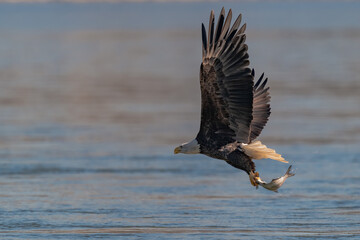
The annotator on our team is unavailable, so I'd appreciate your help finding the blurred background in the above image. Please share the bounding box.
[0,1,359,239]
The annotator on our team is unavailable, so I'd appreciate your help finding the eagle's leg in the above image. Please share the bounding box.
[225,149,259,187]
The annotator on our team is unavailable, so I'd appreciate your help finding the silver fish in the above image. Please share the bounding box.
[255,165,295,192]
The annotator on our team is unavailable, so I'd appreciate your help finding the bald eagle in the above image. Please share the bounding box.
[174,8,293,190]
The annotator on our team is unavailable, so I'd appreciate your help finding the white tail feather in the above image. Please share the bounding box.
[241,141,288,163]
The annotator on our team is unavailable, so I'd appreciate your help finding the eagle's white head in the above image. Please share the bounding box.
[174,139,200,154]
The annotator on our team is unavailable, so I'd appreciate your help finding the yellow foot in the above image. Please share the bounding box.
[249,171,260,187]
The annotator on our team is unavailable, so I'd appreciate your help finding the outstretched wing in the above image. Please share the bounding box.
[196,8,254,147]
[249,69,271,141]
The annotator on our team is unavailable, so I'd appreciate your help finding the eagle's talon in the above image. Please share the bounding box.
[249,171,259,187]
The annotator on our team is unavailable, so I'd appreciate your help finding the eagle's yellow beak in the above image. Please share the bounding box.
[174,146,181,154]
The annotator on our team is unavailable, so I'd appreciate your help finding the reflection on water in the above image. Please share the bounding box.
[0,2,359,239]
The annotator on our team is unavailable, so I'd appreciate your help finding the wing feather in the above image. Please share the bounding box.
[249,70,271,141]
[207,10,215,56]
[201,24,207,57]
[214,8,225,44]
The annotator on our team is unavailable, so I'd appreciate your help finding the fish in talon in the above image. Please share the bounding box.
[255,165,295,192]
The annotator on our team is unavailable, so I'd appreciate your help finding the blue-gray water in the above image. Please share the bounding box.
[0,2,359,239]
